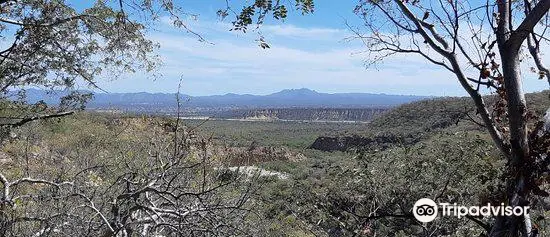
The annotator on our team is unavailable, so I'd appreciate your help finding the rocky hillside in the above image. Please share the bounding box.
[309,90,550,152]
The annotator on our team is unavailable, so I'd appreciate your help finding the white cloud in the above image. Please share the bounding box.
[158,15,347,41]
[262,24,344,39]
[98,18,549,96]
[130,31,461,95]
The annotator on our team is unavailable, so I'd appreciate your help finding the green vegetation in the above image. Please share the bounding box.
[1,0,549,235]
[1,91,547,236]
[0,113,258,236]
[183,119,370,149]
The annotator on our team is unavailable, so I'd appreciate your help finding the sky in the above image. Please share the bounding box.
[90,0,550,96]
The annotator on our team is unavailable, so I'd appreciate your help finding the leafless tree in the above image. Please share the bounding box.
[353,0,550,236]
[350,0,550,236]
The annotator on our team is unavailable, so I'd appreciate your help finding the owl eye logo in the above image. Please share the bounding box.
[415,204,435,216]
[413,198,438,222]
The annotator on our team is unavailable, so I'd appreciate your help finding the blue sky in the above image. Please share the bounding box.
[90,1,549,96]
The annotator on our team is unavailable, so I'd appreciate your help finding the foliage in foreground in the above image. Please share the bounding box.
[0,114,258,236]
[0,91,548,236]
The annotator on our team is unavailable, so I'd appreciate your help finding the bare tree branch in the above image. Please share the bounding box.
[511,0,550,47]
[1,111,74,128]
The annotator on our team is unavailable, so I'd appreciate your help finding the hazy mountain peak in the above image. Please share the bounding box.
[270,88,319,96]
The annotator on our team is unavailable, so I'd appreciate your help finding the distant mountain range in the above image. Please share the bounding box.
[23,88,429,110]
[23,88,429,109]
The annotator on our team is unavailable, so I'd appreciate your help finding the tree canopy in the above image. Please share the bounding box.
[0,0,314,111]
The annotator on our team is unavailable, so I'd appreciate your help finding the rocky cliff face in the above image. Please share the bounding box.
[235,108,388,121]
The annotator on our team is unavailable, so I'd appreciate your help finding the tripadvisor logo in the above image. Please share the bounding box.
[413,198,530,223]
[413,198,438,222]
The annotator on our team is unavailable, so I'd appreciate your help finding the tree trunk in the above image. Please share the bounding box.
[502,51,530,166]
[489,48,532,237]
